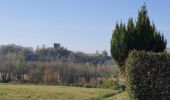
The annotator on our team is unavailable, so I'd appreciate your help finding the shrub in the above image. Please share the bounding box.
[126,50,170,100]
[102,78,119,90]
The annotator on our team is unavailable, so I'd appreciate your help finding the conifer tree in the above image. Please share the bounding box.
[111,4,167,72]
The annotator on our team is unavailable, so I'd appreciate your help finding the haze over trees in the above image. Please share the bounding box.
[0,43,120,88]
[111,4,167,72]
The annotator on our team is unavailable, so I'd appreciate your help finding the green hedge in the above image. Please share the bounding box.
[126,51,170,100]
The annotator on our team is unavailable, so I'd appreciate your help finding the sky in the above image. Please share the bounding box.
[0,0,170,54]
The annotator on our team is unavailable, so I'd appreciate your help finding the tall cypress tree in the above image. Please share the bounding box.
[111,22,127,69]
[135,4,166,52]
[111,4,167,72]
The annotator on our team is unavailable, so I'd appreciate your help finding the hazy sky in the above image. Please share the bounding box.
[0,0,170,53]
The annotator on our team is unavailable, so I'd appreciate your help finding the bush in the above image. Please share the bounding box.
[126,50,170,100]
[102,78,119,90]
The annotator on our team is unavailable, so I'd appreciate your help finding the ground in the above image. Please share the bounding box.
[0,84,128,100]
[106,92,129,100]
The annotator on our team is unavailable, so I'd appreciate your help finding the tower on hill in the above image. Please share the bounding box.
[54,43,60,49]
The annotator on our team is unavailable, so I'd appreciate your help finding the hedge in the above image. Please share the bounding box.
[126,50,170,100]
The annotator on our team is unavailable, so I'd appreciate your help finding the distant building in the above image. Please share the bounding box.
[54,43,60,49]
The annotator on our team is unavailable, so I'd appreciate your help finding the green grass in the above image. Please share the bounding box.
[105,92,129,100]
[0,84,120,100]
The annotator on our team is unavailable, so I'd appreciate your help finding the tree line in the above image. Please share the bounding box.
[0,44,119,88]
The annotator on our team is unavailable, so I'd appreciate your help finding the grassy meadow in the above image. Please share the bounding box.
[0,84,128,100]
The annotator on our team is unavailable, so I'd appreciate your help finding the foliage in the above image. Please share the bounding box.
[33,43,112,65]
[0,44,33,56]
[102,78,119,90]
[110,4,167,72]
[126,51,170,100]
[0,44,118,88]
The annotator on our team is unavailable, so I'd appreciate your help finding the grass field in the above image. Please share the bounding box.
[106,92,129,100]
[0,84,128,100]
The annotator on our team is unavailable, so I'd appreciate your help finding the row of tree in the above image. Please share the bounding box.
[0,43,112,65]
[0,44,118,87]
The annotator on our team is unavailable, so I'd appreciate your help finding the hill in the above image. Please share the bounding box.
[0,43,112,65]
[27,43,112,65]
